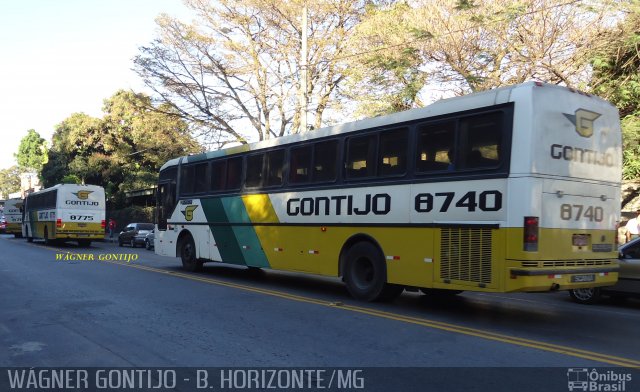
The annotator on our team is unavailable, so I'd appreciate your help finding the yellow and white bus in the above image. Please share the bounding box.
[22,184,106,247]
[3,198,24,237]
[155,82,621,301]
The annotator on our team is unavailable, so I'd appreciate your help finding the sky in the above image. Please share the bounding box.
[0,0,192,170]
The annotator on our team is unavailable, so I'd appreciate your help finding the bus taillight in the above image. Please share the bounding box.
[56,218,62,228]
[101,219,106,229]
[523,216,539,251]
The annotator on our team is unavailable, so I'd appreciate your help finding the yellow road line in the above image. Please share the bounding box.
[107,260,640,368]
[11,238,640,368]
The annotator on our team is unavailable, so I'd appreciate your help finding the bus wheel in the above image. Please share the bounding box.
[179,234,202,272]
[569,288,601,304]
[343,242,403,302]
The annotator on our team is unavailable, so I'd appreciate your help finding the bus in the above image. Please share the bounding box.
[22,184,106,247]
[155,82,621,301]
[3,198,24,237]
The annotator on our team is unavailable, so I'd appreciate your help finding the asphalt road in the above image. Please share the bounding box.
[1,233,639,383]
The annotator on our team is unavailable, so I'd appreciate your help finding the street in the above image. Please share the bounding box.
[1,233,639,372]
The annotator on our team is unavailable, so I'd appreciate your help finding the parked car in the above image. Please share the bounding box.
[145,231,155,250]
[118,223,155,248]
[569,237,640,304]
[0,215,6,233]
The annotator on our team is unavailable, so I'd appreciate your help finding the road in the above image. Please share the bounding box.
[1,234,639,389]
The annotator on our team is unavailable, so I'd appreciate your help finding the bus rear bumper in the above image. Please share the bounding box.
[506,266,619,292]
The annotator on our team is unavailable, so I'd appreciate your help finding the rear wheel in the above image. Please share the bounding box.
[343,242,403,302]
[569,287,601,304]
[180,234,202,272]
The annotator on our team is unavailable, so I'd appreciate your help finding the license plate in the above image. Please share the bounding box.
[571,274,595,283]
[572,234,589,247]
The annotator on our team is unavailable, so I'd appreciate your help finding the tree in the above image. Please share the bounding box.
[134,0,367,148]
[589,2,640,180]
[40,90,201,205]
[0,166,21,198]
[15,129,48,172]
[346,0,619,116]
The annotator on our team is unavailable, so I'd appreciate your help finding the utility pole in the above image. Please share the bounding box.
[299,1,308,133]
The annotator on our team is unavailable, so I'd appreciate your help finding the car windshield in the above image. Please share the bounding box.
[138,224,154,230]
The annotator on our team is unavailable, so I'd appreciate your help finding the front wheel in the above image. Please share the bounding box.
[180,234,202,272]
[343,241,403,302]
[569,287,601,304]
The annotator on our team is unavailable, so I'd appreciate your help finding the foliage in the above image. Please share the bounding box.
[134,0,368,147]
[589,1,640,180]
[0,166,21,198]
[345,0,619,116]
[40,90,201,207]
[107,206,156,232]
[15,129,48,172]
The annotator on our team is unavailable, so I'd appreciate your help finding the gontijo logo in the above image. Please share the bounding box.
[182,205,198,221]
[66,190,99,206]
[73,190,93,200]
[563,109,601,138]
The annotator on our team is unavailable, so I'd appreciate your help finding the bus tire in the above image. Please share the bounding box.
[569,288,601,304]
[179,234,202,272]
[343,241,403,302]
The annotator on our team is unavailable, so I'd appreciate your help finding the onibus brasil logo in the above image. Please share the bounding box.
[567,368,632,391]
[72,190,93,200]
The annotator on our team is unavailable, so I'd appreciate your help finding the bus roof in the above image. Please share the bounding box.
[160,81,613,171]
[25,184,105,197]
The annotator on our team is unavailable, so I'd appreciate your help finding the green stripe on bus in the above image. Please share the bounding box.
[201,198,246,266]
[200,197,270,268]
[221,197,271,268]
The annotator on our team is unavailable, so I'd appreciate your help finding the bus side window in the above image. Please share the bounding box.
[210,160,227,191]
[290,145,311,184]
[245,153,264,188]
[415,121,455,173]
[180,165,195,195]
[346,135,376,179]
[313,140,338,182]
[194,162,209,193]
[459,112,503,170]
[378,128,408,176]
[265,149,285,187]
[227,157,243,190]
